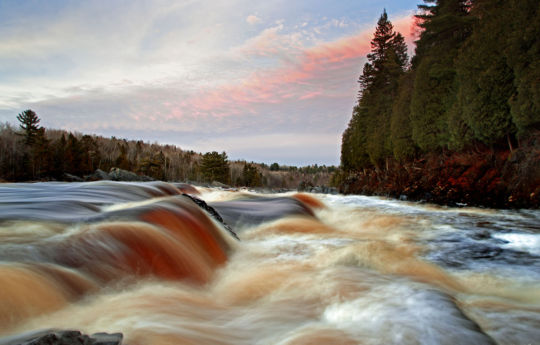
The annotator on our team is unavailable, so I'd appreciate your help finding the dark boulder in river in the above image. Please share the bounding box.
[0,329,122,345]
[182,193,238,239]
[108,168,153,182]
[84,169,111,181]
[65,168,154,183]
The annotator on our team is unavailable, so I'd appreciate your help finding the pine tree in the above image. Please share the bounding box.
[341,106,370,171]
[52,134,67,179]
[16,109,41,146]
[504,0,540,137]
[80,135,101,173]
[31,128,52,179]
[410,0,472,151]
[242,163,262,187]
[270,163,280,171]
[201,151,230,184]
[390,72,416,161]
[454,0,516,148]
[346,9,408,168]
[65,133,82,175]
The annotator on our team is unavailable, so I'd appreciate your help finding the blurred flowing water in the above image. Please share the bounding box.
[0,182,538,345]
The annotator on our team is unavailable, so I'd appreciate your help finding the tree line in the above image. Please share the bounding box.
[341,0,539,172]
[0,110,335,189]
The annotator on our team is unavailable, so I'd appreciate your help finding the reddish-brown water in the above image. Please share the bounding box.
[0,182,538,344]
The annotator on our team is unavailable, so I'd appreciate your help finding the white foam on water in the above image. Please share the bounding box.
[492,233,540,256]
[247,234,354,263]
[322,282,494,345]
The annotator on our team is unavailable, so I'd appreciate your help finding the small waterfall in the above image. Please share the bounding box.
[0,182,538,344]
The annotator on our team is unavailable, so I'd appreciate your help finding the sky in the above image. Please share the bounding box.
[0,0,420,166]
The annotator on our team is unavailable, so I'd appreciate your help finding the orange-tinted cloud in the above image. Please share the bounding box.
[176,14,415,118]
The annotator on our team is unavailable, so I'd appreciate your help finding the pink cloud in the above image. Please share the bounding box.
[169,14,415,119]
[246,14,261,25]
[299,91,323,100]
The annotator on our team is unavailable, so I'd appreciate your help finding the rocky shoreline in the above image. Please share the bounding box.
[340,145,540,209]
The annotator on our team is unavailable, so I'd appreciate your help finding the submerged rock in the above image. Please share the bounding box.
[209,196,315,231]
[0,330,122,345]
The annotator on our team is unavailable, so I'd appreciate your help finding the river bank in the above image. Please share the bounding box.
[340,143,540,209]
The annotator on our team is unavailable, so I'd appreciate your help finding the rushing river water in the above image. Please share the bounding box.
[0,182,538,345]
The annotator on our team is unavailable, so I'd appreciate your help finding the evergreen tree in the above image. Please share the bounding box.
[200,151,230,184]
[503,0,540,137]
[390,71,416,161]
[31,128,52,179]
[80,135,101,173]
[341,106,370,171]
[65,133,82,175]
[270,163,280,171]
[454,0,516,148]
[366,11,408,71]
[242,163,262,187]
[342,10,408,169]
[52,134,67,179]
[138,151,165,179]
[16,109,41,145]
[410,0,472,151]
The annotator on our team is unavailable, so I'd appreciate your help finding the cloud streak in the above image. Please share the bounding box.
[163,13,415,119]
[0,1,417,165]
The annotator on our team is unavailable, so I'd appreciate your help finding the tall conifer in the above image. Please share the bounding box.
[17,109,41,146]
[410,0,472,151]
[343,10,408,168]
[454,0,516,148]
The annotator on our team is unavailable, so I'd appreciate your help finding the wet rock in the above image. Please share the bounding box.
[84,169,111,181]
[0,330,122,345]
[306,185,338,194]
[63,173,83,182]
[109,168,153,182]
[311,186,323,193]
[89,333,123,345]
[210,181,229,188]
[182,194,238,240]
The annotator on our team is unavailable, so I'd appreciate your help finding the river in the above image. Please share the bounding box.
[0,181,538,345]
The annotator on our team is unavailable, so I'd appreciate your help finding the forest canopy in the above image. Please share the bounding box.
[341,0,540,172]
[0,111,335,189]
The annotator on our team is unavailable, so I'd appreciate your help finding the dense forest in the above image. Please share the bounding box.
[0,110,336,190]
[339,0,539,208]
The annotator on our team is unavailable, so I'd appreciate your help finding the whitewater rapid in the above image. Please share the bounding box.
[0,182,538,345]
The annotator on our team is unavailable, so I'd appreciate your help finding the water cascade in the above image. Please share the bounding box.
[0,182,538,344]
